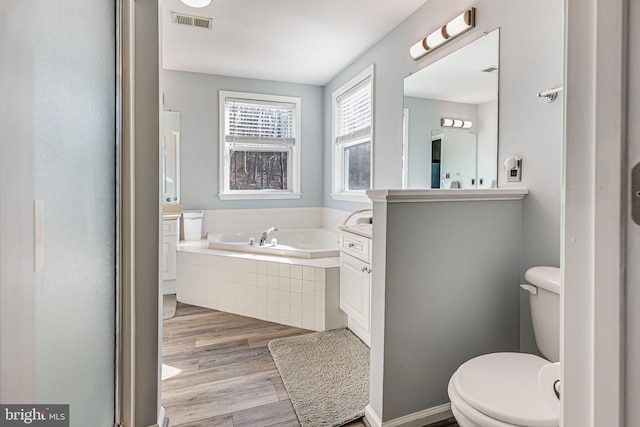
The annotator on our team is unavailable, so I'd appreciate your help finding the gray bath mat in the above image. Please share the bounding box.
[163,294,177,320]
[268,329,369,427]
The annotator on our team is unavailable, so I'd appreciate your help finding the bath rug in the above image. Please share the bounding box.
[268,328,369,427]
[163,294,177,320]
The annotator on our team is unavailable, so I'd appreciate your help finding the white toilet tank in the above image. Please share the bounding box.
[525,266,561,362]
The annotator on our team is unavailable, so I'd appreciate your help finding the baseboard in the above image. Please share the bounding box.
[365,403,453,427]
[365,405,383,427]
[163,280,177,295]
[156,405,167,427]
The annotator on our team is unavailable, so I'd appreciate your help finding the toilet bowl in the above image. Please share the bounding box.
[448,267,561,427]
[448,353,559,427]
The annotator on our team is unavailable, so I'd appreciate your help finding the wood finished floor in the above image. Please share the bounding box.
[162,302,458,427]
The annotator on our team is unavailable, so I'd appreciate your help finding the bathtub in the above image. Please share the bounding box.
[207,228,339,259]
[177,236,346,332]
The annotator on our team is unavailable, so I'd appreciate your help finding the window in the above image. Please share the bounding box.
[332,65,374,201]
[219,91,301,200]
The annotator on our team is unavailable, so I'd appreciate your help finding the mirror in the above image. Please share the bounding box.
[403,28,499,189]
[162,111,181,203]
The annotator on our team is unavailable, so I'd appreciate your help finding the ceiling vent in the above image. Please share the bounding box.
[172,12,213,29]
[481,66,499,73]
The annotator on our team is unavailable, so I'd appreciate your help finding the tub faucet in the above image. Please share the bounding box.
[259,227,278,246]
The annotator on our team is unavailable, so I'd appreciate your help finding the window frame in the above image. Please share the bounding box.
[331,65,374,202]
[218,90,301,200]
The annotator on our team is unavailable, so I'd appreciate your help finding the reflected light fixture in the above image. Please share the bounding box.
[441,117,472,128]
[180,0,211,7]
[410,8,476,60]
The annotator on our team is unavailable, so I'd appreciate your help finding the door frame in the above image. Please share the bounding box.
[562,0,627,425]
[119,0,162,426]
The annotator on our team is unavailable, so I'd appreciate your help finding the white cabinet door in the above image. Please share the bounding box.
[162,236,177,281]
[340,252,371,332]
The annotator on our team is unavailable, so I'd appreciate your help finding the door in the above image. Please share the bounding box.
[0,1,116,426]
[627,1,640,423]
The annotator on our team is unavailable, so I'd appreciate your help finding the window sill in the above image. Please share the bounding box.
[218,192,302,201]
[330,192,372,203]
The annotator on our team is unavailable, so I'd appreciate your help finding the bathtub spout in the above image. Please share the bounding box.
[259,227,278,246]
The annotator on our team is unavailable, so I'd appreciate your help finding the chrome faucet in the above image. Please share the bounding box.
[259,226,278,246]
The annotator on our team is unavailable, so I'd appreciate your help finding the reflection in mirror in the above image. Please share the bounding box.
[432,130,476,188]
[162,111,181,203]
[403,28,499,189]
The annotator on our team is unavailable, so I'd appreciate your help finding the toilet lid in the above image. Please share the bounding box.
[454,353,559,427]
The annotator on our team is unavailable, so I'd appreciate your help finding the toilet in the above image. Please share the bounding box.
[448,266,561,427]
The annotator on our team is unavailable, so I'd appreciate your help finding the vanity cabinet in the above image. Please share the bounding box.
[339,230,372,346]
[162,218,179,281]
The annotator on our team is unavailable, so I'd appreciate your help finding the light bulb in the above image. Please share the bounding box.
[425,27,447,50]
[462,121,473,128]
[409,39,428,60]
[441,118,454,127]
[445,10,472,37]
[453,120,464,128]
[180,0,211,8]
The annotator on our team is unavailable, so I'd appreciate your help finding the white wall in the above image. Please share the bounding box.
[163,71,325,210]
[324,0,563,356]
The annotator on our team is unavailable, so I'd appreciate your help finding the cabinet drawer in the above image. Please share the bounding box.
[340,232,370,263]
[162,219,178,237]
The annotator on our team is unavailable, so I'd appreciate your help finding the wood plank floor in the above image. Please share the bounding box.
[162,302,458,427]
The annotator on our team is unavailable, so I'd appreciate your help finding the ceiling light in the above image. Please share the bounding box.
[180,0,211,8]
[410,8,476,60]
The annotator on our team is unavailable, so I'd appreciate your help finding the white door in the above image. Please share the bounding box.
[0,1,116,425]
[339,253,371,332]
[627,0,640,423]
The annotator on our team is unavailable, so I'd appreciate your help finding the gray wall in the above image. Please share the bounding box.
[404,97,478,188]
[163,70,324,210]
[324,0,563,354]
[373,199,522,421]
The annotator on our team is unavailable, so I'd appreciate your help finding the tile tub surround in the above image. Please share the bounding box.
[184,207,359,238]
[177,240,346,332]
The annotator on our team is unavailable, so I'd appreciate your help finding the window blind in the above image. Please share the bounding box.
[225,97,296,145]
[336,76,372,144]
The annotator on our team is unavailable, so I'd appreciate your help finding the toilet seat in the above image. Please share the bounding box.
[451,353,559,427]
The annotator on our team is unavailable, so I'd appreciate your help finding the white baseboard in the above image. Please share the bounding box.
[163,280,177,295]
[365,403,453,427]
[365,405,383,427]
[156,405,167,427]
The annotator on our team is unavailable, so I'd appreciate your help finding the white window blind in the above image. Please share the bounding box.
[225,97,296,146]
[336,76,372,144]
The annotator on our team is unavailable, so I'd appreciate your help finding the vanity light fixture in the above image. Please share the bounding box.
[180,0,211,7]
[441,117,472,128]
[410,8,476,60]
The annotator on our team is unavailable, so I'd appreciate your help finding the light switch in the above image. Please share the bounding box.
[505,156,522,182]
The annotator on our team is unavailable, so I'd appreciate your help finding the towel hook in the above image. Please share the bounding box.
[537,87,563,103]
